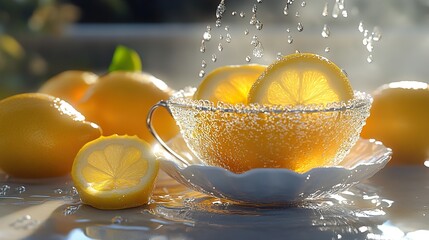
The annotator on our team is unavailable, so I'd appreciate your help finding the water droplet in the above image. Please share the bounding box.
[324,47,330,52]
[0,185,10,195]
[253,42,264,58]
[244,29,249,35]
[252,4,257,13]
[276,52,283,60]
[295,12,300,17]
[219,34,224,40]
[224,25,230,31]
[372,26,382,41]
[211,54,217,62]
[231,11,237,16]
[358,21,364,33]
[15,186,26,194]
[226,33,232,43]
[216,0,226,19]
[297,22,304,32]
[250,15,257,25]
[287,35,294,44]
[320,2,328,16]
[203,32,212,41]
[201,60,207,68]
[255,20,263,30]
[245,56,252,62]
[286,28,290,33]
[364,29,369,37]
[54,188,63,194]
[199,70,205,78]
[301,1,306,7]
[332,0,340,18]
[283,5,289,15]
[239,11,245,18]
[200,40,206,53]
[111,216,126,224]
[215,19,222,27]
[69,187,78,196]
[63,205,79,215]
[341,69,348,77]
[257,0,263,3]
[251,35,259,46]
[321,24,330,38]
[295,50,301,53]
[218,43,223,51]
[342,10,348,17]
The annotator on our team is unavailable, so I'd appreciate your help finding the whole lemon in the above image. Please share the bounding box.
[0,93,102,178]
[361,81,429,165]
[77,71,178,144]
[38,70,98,106]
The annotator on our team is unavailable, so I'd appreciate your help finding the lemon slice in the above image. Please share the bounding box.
[71,135,159,210]
[194,64,266,104]
[248,53,354,105]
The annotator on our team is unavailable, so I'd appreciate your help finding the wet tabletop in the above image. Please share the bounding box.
[0,166,428,240]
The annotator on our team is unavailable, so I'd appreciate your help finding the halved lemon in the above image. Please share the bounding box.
[194,64,266,104]
[248,53,354,105]
[71,135,159,210]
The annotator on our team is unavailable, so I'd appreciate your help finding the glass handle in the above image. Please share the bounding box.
[146,101,189,166]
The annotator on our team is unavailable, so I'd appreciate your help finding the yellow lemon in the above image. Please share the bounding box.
[0,93,102,178]
[38,70,98,106]
[248,52,354,105]
[77,71,178,144]
[72,135,159,210]
[361,81,429,165]
[194,64,266,104]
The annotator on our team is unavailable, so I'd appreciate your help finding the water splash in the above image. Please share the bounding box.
[111,216,127,224]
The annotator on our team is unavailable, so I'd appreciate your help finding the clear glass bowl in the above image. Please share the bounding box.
[148,87,372,174]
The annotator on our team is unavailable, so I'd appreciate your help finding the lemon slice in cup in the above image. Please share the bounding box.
[72,135,159,210]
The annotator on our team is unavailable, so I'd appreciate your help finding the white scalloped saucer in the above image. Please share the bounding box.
[154,135,392,204]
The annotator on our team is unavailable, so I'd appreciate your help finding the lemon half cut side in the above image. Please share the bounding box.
[72,135,159,210]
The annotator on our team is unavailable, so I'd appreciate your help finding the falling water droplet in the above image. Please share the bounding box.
[297,22,304,32]
[253,42,264,58]
[218,43,223,51]
[367,55,373,63]
[322,2,329,16]
[203,32,212,41]
[276,52,283,60]
[226,33,232,43]
[372,26,382,41]
[287,35,294,44]
[245,56,252,62]
[321,24,330,38]
[219,34,224,40]
[252,4,257,13]
[324,47,330,52]
[255,20,263,30]
[295,50,301,53]
[257,0,263,3]
[215,19,222,27]
[201,60,207,68]
[332,0,340,18]
[224,25,230,31]
[244,29,249,35]
[250,15,257,25]
[200,40,206,53]
[301,1,306,7]
[342,10,348,17]
[211,54,217,62]
[295,11,300,17]
[216,0,226,19]
[239,11,245,18]
[251,35,259,46]
[232,11,237,16]
[286,28,290,33]
[358,21,364,33]
[199,70,205,78]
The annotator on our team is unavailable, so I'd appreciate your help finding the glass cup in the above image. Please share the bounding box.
[147,88,372,173]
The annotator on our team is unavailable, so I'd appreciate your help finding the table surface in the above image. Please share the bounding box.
[0,166,428,240]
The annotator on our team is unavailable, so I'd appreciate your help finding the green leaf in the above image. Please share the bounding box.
[108,45,142,72]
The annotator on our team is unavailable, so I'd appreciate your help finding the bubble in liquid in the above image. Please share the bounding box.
[218,43,223,51]
[199,70,206,78]
[201,60,207,68]
[211,54,217,62]
[253,42,264,58]
[297,22,304,32]
[240,11,245,18]
[200,40,206,53]
[321,24,330,38]
[322,2,329,16]
[367,55,373,63]
[245,56,252,62]
[287,35,294,44]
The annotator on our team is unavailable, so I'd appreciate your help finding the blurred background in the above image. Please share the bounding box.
[1,0,429,98]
